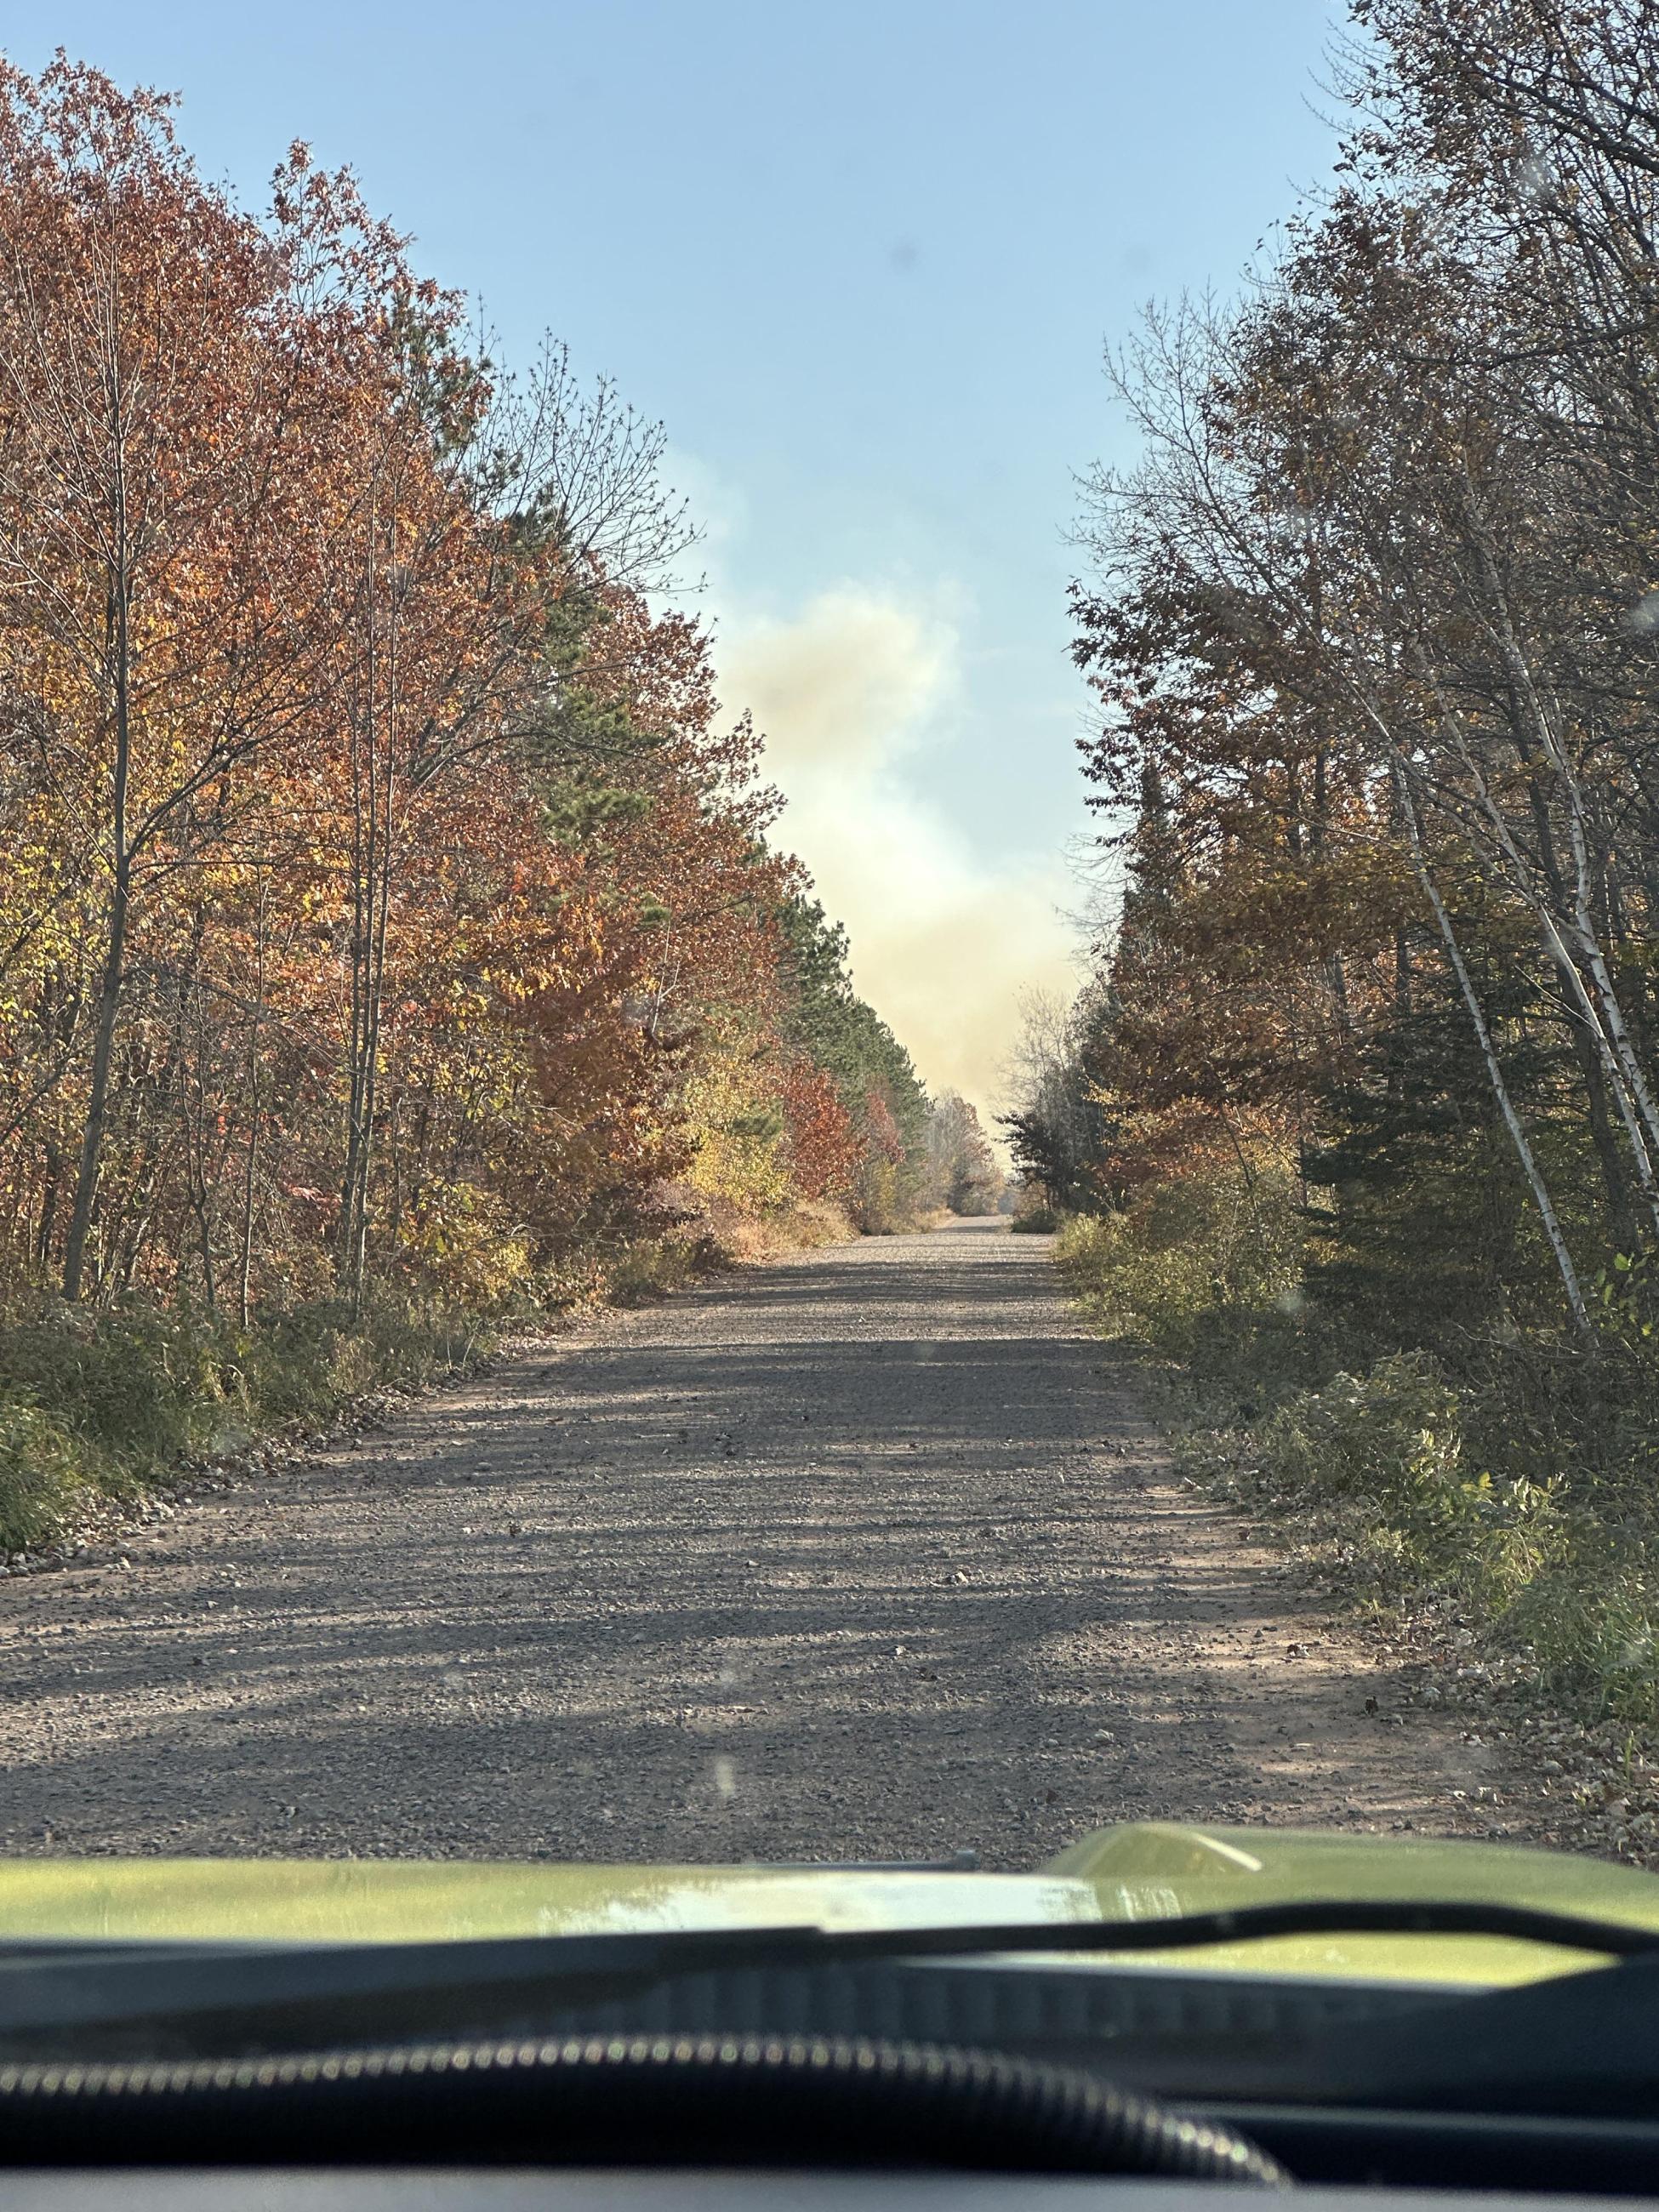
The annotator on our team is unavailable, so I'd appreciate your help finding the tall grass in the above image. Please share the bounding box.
[0,1288,495,1555]
[0,1208,807,1556]
[1057,1177,1659,1722]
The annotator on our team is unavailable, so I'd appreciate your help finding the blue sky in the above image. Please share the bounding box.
[11,0,1345,1109]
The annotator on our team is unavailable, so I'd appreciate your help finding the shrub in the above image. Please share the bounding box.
[1246,1350,1572,1604]
[0,1299,233,1475]
[683,1052,793,1214]
[0,1286,495,1553]
[1055,1164,1659,1726]
[1057,1170,1302,1345]
[1255,1353,1463,1505]
[398,1183,533,1305]
[0,1396,92,1552]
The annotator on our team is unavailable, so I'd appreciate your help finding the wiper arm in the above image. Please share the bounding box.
[835,1897,1659,1964]
[0,1895,1648,2061]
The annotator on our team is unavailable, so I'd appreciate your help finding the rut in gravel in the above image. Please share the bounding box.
[2,1218,1525,1863]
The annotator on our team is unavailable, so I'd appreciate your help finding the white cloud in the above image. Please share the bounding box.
[718,584,1080,1127]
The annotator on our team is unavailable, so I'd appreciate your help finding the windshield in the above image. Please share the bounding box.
[0,0,1656,1999]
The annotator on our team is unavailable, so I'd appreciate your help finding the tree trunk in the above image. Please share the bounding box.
[61,849,130,1300]
[1397,769,1593,1343]
[62,363,134,1304]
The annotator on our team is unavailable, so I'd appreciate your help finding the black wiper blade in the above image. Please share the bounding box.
[854,1897,1659,1964]
[1,1896,1646,2052]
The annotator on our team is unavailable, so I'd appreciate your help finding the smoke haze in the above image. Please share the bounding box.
[721,585,1079,1126]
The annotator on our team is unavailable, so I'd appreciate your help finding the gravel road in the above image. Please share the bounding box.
[3,1219,1526,1863]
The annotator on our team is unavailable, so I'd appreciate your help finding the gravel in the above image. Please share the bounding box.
[0,1219,1537,1863]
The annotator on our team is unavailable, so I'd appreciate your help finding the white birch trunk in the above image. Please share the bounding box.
[1396,769,1594,1342]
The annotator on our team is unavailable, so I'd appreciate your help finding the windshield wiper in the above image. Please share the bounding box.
[0,1895,1648,2060]
[880,1897,1659,1962]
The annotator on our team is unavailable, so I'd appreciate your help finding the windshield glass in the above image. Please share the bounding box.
[1,0,1656,1998]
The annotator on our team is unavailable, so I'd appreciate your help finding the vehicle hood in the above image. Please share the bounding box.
[7,1821,1659,1987]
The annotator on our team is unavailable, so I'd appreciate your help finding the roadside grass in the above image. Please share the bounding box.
[0,1286,498,1558]
[0,1199,862,1558]
[1054,1189,1659,1733]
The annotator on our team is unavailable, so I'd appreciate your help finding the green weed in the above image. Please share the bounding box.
[1058,1171,1659,1725]
[0,1287,495,1555]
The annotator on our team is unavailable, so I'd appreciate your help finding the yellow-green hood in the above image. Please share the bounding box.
[7,1821,1658,1988]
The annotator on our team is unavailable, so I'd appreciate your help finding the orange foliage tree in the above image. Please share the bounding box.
[0,58,927,1320]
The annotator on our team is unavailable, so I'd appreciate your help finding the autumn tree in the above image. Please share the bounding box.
[0,54,925,1371]
[0,66,377,1297]
[1056,0,1659,1373]
[926,1092,1003,1216]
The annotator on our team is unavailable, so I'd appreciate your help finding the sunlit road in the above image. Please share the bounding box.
[2,1220,1502,1862]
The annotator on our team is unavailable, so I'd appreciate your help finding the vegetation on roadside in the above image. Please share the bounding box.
[0,60,934,1552]
[1055,1200,1659,1726]
[1017,0,1659,1731]
[923,1092,1005,1217]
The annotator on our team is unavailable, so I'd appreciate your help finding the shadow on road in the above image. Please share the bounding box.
[3,1224,1443,1862]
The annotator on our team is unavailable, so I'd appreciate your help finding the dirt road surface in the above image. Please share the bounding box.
[2,1220,1527,1863]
